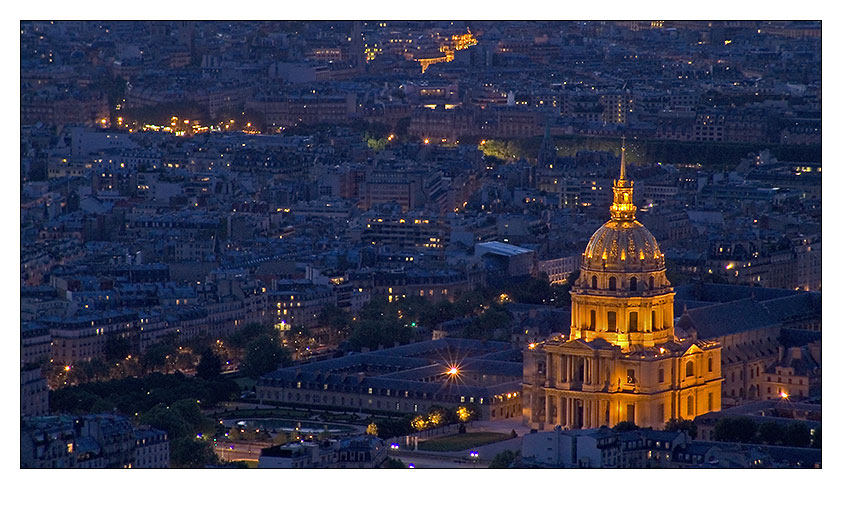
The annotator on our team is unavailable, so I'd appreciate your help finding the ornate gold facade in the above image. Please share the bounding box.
[523,141,723,430]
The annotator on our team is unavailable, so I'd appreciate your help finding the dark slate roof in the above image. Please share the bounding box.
[379,358,523,380]
[476,348,523,362]
[771,347,820,377]
[75,436,102,456]
[292,353,429,374]
[367,338,513,359]
[759,292,821,324]
[259,338,522,401]
[722,341,778,363]
[677,299,779,339]
[779,328,822,348]
[673,442,718,457]
[673,299,716,317]
[674,283,800,304]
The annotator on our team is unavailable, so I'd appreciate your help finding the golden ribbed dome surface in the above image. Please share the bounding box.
[582,218,664,272]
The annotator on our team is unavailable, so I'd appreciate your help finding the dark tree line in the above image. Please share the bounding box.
[713,417,817,448]
[49,372,239,417]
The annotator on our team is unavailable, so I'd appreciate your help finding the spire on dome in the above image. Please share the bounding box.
[610,137,636,221]
[619,137,627,180]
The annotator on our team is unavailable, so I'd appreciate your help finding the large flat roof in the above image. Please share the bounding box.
[260,338,523,399]
[475,241,533,257]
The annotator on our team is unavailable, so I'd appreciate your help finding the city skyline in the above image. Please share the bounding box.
[16,14,827,516]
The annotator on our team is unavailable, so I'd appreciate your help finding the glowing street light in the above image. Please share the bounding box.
[447,366,459,376]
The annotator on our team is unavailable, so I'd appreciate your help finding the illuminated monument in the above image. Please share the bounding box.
[523,140,723,429]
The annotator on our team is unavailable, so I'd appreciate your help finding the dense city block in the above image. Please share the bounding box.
[21,20,820,469]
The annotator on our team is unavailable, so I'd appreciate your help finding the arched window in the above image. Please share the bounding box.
[608,277,617,291]
[629,277,637,291]
[649,275,655,289]
[591,276,598,289]
[708,357,713,372]
[686,361,695,377]
[589,310,596,331]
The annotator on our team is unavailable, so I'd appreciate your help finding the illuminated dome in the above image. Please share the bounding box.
[574,139,672,297]
[569,139,675,350]
[582,219,665,272]
[579,140,665,275]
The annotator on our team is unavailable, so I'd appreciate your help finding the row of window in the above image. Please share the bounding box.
[623,356,714,386]
[590,275,656,291]
[588,309,661,332]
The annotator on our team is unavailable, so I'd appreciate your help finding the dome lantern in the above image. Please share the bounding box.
[609,137,636,221]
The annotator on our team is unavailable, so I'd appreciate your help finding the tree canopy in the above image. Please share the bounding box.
[240,334,292,378]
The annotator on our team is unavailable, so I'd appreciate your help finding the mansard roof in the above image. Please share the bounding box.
[677,299,779,339]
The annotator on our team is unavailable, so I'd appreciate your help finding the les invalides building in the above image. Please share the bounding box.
[523,142,723,430]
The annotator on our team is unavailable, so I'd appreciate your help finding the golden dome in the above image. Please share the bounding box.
[580,138,664,273]
[582,219,664,272]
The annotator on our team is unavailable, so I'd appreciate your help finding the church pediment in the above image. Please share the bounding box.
[682,343,705,356]
[560,337,620,352]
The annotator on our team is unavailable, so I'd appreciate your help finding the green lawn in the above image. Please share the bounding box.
[417,432,511,452]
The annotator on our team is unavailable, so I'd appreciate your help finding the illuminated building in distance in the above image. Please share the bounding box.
[523,140,723,429]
